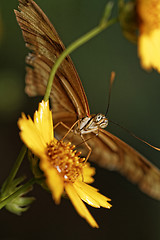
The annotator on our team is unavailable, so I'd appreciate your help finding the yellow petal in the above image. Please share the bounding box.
[34,100,55,144]
[18,113,46,156]
[138,29,160,72]
[80,163,96,184]
[65,183,99,228]
[73,182,100,208]
[82,175,95,184]
[137,0,160,73]
[75,181,112,209]
[40,157,64,204]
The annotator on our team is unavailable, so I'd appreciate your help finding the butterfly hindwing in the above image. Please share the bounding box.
[87,129,160,200]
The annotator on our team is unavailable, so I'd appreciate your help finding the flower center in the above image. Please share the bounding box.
[46,141,85,183]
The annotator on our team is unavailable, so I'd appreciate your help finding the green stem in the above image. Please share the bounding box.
[43,17,117,101]
[0,178,36,209]
[2,145,27,193]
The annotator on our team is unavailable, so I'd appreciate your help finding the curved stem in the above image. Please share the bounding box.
[43,17,118,101]
[1,145,27,193]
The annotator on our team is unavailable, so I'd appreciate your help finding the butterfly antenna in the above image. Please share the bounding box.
[105,71,115,116]
[109,119,160,151]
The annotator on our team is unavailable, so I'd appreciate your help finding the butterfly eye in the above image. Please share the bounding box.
[94,114,108,128]
[100,119,108,128]
[96,114,102,122]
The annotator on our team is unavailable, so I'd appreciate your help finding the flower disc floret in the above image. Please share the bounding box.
[46,141,85,183]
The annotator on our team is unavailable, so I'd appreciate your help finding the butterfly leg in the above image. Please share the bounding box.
[61,120,80,141]
[80,134,92,162]
[79,129,99,162]
[53,121,71,131]
[53,120,80,141]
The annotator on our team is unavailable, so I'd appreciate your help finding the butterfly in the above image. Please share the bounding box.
[15,0,160,200]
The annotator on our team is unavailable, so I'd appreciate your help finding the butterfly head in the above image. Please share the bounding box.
[77,114,108,135]
[93,114,108,129]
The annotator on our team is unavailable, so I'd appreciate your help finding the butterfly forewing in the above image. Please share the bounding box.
[15,0,160,200]
[15,0,90,120]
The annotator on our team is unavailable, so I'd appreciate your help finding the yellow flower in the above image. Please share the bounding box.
[137,0,160,72]
[18,100,111,228]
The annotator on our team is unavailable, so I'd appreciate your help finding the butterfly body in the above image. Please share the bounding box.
[15,0,160,200]
[74,114,108,135]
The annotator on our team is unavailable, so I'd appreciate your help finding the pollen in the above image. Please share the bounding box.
[46,141,85,183]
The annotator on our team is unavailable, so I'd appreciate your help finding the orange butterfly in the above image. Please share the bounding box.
[15,0,160,200]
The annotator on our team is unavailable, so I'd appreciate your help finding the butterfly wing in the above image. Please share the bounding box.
[83,129,160,200]
[15,0,160,200]
[15,0,90,123]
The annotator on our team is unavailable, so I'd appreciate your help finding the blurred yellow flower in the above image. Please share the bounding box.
[137,0,160,72]
[18,100,111,228]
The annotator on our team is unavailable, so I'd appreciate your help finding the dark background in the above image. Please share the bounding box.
[0,0,160,239]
